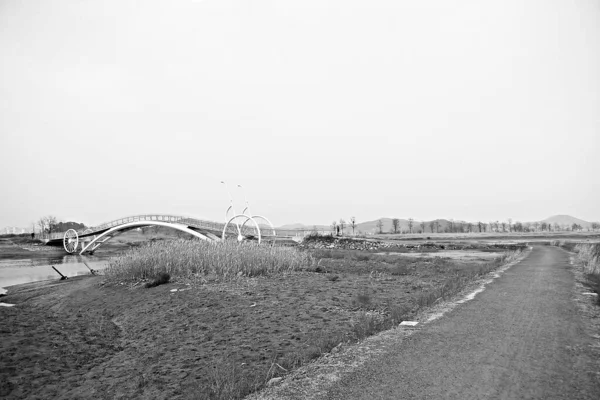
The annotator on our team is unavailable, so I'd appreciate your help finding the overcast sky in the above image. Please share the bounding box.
[1,0,599,229]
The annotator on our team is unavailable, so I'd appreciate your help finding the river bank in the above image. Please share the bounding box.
[0,245,524,400]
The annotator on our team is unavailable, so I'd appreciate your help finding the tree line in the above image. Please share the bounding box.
[34,215,86,238]
[328,217,600,235]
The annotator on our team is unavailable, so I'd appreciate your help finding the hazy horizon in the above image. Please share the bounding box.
[1,0,599,229]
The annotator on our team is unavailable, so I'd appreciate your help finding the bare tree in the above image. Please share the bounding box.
[434,220,440,233]
[339,219,346,236]
[553,222,560,231]
[507,218,512,232]
[467,222,473,233]
[391,218,400,234]
[500,222,506,232]
[429,221,435,233]
[592,222,600,231]
[533,221,540,232]
[408,218,414,233]
[420,221,426,233]
[331,220,337,235]
[376,219,384,234]
[37,215,58,239]
[37,218,46,236]
[477,221,483,232]
[514,221,523,232]
[350,216,357,236]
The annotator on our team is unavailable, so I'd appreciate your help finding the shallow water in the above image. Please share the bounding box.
[0,255,111,291]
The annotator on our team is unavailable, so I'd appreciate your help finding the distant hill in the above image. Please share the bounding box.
[277,223,330,231]
[277,218,457,234]
[277,215,598,234]
[541,215,592,229]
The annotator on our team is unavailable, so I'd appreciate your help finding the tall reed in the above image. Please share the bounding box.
[574,243,600,275]
[104,239,313,282]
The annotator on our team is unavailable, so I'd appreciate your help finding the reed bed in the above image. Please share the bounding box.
[104,239,313,283]
[574,243,600,275]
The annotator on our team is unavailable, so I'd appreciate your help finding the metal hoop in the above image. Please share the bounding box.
[241,215,276,246]
[221,214,262,244]
[63,229,79,254]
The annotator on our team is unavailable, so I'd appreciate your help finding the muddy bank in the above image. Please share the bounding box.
[0,249,519,399]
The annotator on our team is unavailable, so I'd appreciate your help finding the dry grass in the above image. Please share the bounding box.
[574,243,600,275]
[104,239,313,283]
[573,243,600,304]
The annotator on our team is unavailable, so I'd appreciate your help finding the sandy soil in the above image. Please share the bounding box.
[0,250,504,400]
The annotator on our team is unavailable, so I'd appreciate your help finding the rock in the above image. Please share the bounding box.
[331,343,343,354]
[267,377,283,386]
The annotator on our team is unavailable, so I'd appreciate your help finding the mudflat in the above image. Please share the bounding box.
[0,247,516,399]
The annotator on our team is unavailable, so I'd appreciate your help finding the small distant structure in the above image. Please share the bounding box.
[2,227,28,234]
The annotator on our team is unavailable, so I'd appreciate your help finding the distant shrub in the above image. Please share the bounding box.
[302,233,335,244]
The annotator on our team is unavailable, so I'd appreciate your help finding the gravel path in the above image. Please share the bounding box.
[326,246,600,399]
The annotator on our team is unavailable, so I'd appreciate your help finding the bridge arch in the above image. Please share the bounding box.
[79,221,212,255]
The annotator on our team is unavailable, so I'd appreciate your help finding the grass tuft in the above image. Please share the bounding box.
[144,272,170,288]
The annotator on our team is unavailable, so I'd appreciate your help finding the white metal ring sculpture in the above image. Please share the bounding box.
[63,229,79,254]
[221,214,262,244]
[240,214,276,245]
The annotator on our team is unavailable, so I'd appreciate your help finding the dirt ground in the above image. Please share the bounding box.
[0,248,514,400]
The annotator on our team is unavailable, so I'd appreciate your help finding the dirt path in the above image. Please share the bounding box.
[325,246,600,399]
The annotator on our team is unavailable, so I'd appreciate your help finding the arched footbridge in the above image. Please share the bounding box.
[44,214,305,255]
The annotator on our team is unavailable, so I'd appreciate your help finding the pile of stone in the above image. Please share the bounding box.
[300,236,527,252]
[300,237,397,251]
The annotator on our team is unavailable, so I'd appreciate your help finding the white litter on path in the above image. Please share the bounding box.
[582,292,598,296]
[399,321,419,326]
[170,289,178,292]
[0,303,15,307]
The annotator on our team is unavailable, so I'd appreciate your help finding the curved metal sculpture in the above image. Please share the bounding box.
[50,183,285,254]
[63,229,79,254]
[240,214,276,245]
[79,221,210,255]
[221,214,262,243]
